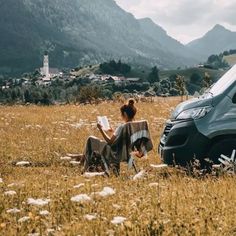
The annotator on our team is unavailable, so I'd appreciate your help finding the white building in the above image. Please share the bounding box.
[40,52,60,80]
[40,53,50,79]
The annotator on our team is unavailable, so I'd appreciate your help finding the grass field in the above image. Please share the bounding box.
[0,98,235,236]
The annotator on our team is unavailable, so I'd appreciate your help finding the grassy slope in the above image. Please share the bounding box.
[224,54,236,66]
[0,99,235,235]
[71,65,101,77]
[71,64,224,82]
[159,67,224,81]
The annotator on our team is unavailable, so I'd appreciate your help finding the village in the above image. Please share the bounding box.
[0,53,159,105]
[1,53,142,90]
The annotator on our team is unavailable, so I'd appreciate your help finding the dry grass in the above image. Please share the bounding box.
[0,97,235,236]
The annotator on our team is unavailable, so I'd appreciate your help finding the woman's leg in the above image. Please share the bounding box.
[83,136,108,172]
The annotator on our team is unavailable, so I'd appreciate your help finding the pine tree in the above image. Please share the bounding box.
[147,66,159,84]
[203,72,212,89]
[175,75,186,101]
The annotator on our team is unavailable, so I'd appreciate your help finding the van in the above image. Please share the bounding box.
[159,65,236,166]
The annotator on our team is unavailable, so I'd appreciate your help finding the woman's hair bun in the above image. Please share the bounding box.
[120,98,137,119]
[128,99,135,107]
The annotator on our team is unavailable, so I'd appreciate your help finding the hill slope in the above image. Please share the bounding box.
[187,24,236,59]
[139,18,200,62]
[224,54,236,66]
[0,0,198,75]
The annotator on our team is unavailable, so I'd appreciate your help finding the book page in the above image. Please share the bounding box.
[97,116,110,131]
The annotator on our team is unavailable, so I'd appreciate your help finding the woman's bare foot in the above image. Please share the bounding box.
[67,153,85,163]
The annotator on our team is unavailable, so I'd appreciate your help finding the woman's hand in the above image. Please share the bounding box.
[97,123,114,144]
[97,124,114,133]
[107,128,114,133]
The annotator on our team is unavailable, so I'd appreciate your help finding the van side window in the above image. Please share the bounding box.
[232,93,236,104]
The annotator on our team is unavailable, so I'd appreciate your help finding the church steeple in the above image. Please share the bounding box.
[43,51,49,79]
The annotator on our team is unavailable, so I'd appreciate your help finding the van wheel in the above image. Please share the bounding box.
[207,138,236,164]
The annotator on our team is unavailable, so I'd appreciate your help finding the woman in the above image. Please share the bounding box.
[97,99,137,145]
[81,99,141,173]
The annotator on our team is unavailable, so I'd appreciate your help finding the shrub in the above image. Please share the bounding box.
[78,86,103,103]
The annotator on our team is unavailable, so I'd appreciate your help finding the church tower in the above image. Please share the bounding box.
[43,51,50,79]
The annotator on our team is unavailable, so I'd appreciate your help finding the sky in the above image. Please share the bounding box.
[115,0,236,44]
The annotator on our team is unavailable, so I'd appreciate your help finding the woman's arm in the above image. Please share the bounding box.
[97,124,116,145]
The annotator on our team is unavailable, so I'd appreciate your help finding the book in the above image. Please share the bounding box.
[97,116,110,131]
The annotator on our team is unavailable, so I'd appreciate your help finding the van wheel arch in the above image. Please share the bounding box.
[207,135,236,163]
[209,134,236,146]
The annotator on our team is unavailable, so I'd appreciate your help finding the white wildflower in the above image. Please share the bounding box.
[39,210,50,216]
[133,170,146,180]
[111,216,126,225]
[70,161,80,166]
[6,208,21,214]
[60,156,71,161]
[83,172,105,178]
[27,198,50,207]
[98,187,115,197]
[150,164,168,169]
[4,190,17,196]
[66,153,81,158]
[18,216,30,223]
[16,161,31,166]
[71,123,83,129]
[71,194,91,203]
[73,183,85,189]
[91,184,99,187]
[84,214,97,221]
[7,183,17,187]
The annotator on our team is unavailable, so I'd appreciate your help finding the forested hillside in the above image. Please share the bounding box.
[0,0,198,75]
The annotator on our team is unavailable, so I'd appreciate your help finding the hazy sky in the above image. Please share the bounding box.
[115,0,236,44]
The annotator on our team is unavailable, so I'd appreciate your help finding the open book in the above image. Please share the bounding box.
[97,116,110,131]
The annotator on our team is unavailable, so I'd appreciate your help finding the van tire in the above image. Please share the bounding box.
[207,138,236,164]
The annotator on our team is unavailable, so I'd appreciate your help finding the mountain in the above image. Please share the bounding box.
[0,0,198,75]
[187,24,236,59]
[139,18,197,62]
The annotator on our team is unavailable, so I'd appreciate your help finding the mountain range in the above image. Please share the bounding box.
[187,24,236,58]
[0,0,235,75]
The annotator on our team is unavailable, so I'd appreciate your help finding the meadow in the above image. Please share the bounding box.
[0,98,235,236]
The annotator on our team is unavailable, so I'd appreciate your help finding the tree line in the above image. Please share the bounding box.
[205,49,236,69]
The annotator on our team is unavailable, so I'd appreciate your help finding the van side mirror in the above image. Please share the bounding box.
[233,93,236,104]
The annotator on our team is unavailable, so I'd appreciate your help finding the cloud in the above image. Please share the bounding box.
[115,0,236,44]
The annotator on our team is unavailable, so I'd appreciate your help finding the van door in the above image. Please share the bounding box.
[225,92,236,124]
